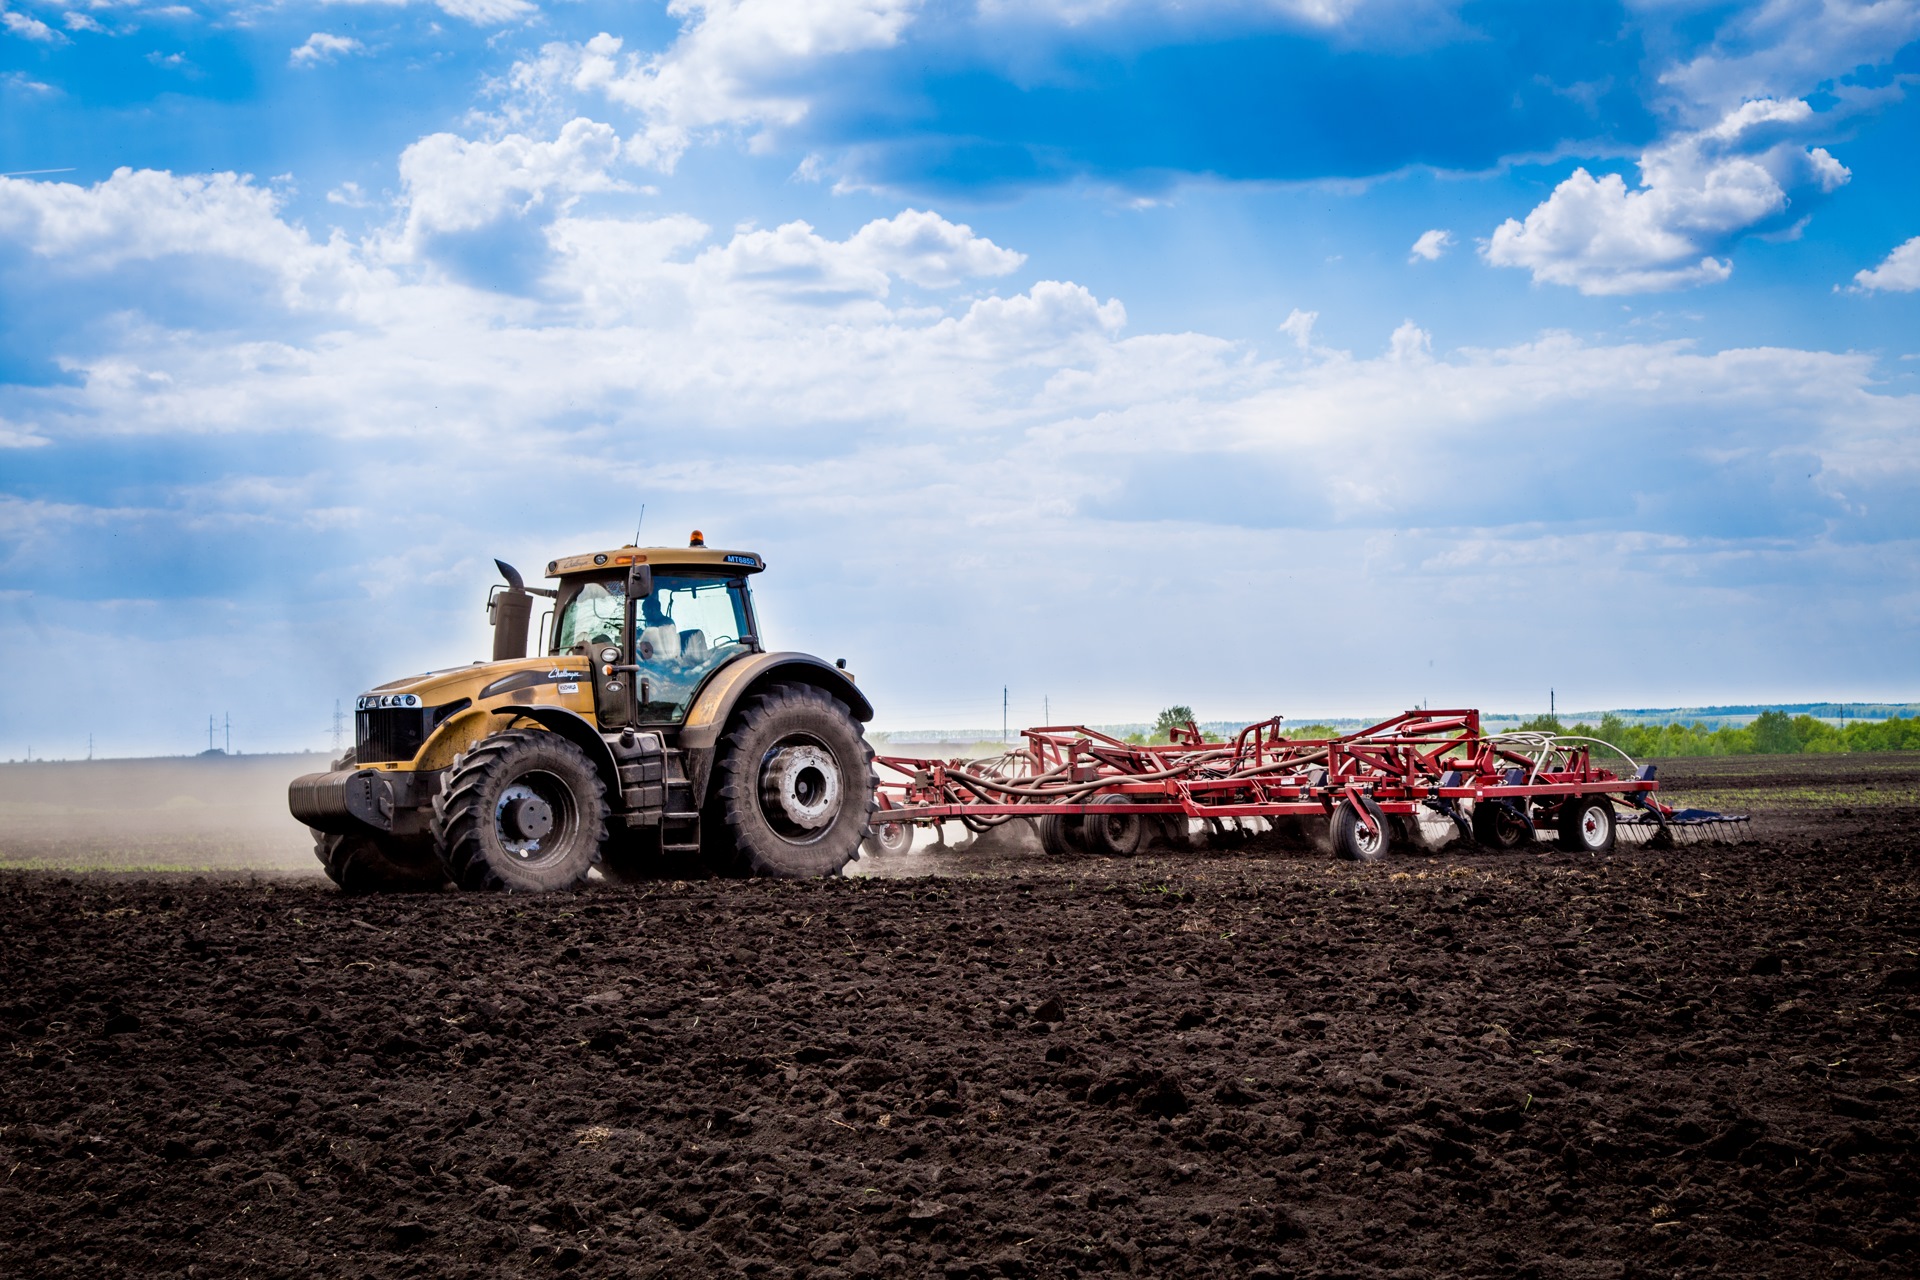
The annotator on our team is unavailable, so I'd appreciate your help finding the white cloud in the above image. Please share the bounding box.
[291,32,364,66]
[0,168,368,306]
[1278,307,1317,349]
[508,2,921,171]
[1852,235,1920,293]
[1652,0,1920,117]
[62,12,103,33]
[4,143,1919,750]
[1408,228,1452,262]
[844,209,1024,288]
[317,0,537,26]
[1388,319,1431,361]
[1483,98,1849,294]
[3,8,62,41]
[0,417,48,448]
[396,118,628,246]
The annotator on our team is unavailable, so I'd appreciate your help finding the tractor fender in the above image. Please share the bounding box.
[678,652,875,806]
[495,703,622,792]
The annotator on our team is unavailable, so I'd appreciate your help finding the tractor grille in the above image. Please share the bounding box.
[357,707,434,764]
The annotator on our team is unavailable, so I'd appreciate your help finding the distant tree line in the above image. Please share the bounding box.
[1266,711,1920,758]
[1512,711,1920,758]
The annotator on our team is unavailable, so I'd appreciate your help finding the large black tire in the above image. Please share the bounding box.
[1556,795,1617,853]
[1083,793,1146,858]
[1471,799,1535,850]
[707,683,876,878]
[430,729,608,892]
[307,749,446,893]
[1330,796,1392,862]
[314,831,447,893]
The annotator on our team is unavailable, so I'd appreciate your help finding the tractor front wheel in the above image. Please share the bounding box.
[708,683,876,878]
[314,831,447,893]
[431,729,608,892]
[307,749,446,893]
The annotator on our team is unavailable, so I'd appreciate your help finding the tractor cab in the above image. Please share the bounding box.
[540,539,765,727]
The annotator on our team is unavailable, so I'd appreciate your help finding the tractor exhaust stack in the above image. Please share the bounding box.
[488,559,534,662]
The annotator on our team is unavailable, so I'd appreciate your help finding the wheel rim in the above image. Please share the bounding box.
[758,735,843,843]
[1579,805,1606,848]
[493,770,578,865]
[1354,814,1384,858]
[877,822,911,854]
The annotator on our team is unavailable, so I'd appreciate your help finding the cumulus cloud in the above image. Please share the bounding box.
[0,168,365,305]
[1851,235,1920,293]
[1408,229,1452,262]
[396,118,628,245]
[1484,97,1849,294]
[291,33,364,66]
[507,2,921,171]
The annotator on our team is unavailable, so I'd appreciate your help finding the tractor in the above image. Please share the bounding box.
[288,534,878,892]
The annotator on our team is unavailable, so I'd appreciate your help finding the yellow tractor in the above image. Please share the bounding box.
[289,535,878,892]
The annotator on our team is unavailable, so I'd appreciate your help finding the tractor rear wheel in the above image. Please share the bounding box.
[1084,793,1146,857]
[1330,796,1392,862]
[707,683,876,878]
[1471,800,1534,850]
[1556,795,1616,853]
[430,729,608,892]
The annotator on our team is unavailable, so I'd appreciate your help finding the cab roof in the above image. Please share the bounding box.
[545,545,765,578]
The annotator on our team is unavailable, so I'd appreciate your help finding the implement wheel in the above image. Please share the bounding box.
[863,820,915,858]
[1036,812,1087,857]
[1471,800,1534,850]
[1557,795,1616,853]
[1330,796,1392,862]
[708,683,876,878]
[431,729,608,892]
[1084,794,1146,858]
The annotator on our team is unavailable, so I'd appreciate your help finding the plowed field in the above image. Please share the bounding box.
[2,754,1917,1277]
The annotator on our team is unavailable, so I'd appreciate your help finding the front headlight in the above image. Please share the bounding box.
[599,646,620,664]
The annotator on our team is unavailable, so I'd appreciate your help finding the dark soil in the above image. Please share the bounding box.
[3,756,1918,1278]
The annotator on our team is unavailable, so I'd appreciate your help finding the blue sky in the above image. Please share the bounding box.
[2,0,1918,755]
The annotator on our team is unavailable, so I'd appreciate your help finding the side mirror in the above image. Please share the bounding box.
[627,563,653,600]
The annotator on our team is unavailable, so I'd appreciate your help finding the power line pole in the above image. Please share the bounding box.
[1550,688,1556,717]
[208,715,215,752]
[1002,686,1008,744]
[224,712,231,755]
[332,699,345,756]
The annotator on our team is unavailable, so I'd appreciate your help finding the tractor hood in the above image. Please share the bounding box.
[353,655,601,769]
[359,654,596,714]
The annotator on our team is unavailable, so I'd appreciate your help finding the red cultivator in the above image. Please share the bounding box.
[867,710,1749,860]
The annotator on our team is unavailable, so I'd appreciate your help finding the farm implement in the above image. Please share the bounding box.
[866,710,1750,861]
